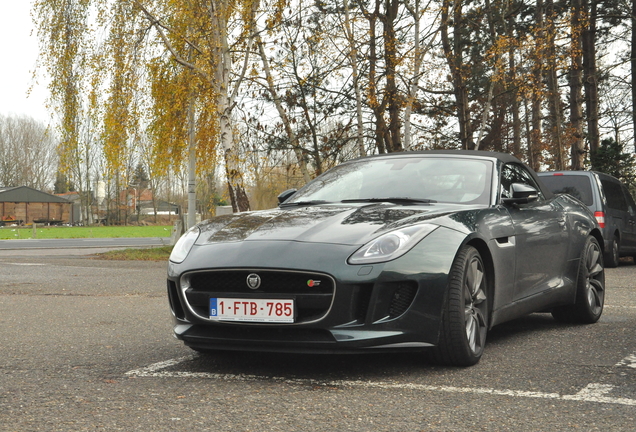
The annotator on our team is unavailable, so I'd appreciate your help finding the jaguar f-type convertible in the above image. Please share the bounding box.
[167,151,605,366]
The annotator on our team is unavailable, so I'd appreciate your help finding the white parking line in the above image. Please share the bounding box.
[616,354,636,369]
[126,355,636,406]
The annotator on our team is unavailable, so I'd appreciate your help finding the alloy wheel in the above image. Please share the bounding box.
[464,256,488,354]
[585,240,604,316]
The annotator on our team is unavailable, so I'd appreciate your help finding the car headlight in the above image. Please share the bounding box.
[348,224,438,265]
[169,226,200,263]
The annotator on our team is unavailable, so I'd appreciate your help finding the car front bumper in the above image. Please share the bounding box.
[167,229,466,354]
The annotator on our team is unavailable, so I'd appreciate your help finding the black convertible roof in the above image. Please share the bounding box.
[362,150,522,164]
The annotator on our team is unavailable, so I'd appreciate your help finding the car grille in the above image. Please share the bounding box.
[181,269,335,324]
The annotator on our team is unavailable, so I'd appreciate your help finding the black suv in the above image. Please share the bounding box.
[538,171,636,267]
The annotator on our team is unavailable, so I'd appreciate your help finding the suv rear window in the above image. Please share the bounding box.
[540,175,593,205]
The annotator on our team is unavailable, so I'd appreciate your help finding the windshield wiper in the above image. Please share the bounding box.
[279,200,332,208]
[341,197,436,205]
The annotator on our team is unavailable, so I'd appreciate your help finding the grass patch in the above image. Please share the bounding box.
[96,246,173,261]
[0,225,172,240]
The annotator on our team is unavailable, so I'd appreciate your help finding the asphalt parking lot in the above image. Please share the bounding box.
[0,249,634,431]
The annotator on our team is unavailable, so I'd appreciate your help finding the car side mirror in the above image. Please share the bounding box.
[502,183,539,205]
[277,189,297,205]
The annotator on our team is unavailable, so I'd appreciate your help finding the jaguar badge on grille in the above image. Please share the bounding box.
[246,273,261,290]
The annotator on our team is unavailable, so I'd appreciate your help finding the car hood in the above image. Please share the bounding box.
[195,203,479,246]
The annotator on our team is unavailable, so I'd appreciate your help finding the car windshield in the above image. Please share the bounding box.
[286,157,493,205]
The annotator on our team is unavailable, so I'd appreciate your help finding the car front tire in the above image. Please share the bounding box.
[430,245,489,366]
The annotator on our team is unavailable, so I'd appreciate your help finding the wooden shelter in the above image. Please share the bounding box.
[0,186,72,226]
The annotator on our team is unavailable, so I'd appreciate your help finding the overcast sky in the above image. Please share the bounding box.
[0,1,50,123]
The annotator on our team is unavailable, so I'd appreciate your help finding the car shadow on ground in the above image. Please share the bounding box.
[487,312,574,343]
[164,313,581,381]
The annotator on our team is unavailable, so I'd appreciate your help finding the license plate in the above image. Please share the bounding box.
[209,298,295,323]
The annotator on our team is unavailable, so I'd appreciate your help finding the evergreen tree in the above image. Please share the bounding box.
[132,163,150,189]
[53,171,75,194]
[590,138,636,187]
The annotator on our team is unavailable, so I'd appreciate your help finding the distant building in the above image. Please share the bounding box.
[119,188,179,216]
[139,200,180,216]
[119,188,153,211]
[55,191,83,224]
[0,186,72,226]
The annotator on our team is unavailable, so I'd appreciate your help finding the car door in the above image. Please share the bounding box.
[600,178,631,252]
[620,184,636,253]
[500,163,570,301]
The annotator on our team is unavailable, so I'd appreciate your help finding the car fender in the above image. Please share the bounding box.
[373,226,469,343]
[437,208,517,320]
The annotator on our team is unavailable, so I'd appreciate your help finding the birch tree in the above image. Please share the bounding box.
[133,0,252,212]
[34,0,99,222]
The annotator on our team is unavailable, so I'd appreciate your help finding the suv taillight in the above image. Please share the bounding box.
[594,211,605,228]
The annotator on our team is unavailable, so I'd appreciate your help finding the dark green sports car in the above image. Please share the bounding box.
[167,151,605,366]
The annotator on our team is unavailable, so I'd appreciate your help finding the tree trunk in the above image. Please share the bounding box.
[529,0,544,171]
[545,0,565,169]
[508,16,522,159]
[383,0,402,153]
[631,0,636,153]
[475,79,495,151]
[569,0,585,170]
[403,0,421,150]
[583,0,600,158]
[217,52,250,212]
[212,6,249,212]
[213,1,251,212]
[187,94,197,228]
[441,0,474,150]
[343,0,366,157]
[224,147,250,213]
[367,0,388,154]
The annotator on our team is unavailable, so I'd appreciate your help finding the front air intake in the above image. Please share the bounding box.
[388,282,418,318]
